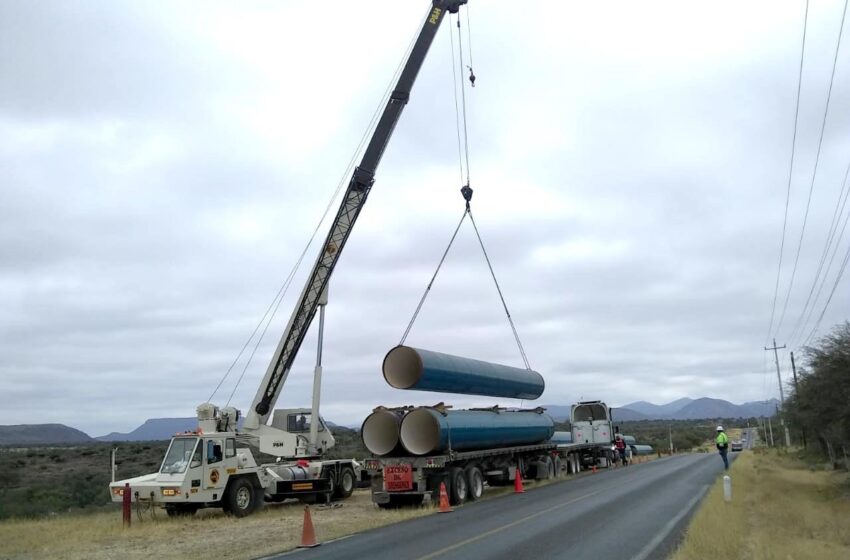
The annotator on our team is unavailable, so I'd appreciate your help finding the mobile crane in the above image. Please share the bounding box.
[109,0,468,517]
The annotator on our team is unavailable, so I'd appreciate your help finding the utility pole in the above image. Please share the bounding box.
[765,339,792,447]
[790,351,806,447]
[669,425,674,455]
[767,416,775,447]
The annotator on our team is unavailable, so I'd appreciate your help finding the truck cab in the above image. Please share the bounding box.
[570,401,614,445]
[109,431,263,517]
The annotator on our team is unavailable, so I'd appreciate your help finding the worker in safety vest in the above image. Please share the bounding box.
[614,434,627,466]
[715,426,729,470]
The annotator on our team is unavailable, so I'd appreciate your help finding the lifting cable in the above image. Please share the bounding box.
[401,10,531,369]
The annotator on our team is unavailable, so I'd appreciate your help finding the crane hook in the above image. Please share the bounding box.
[460,184,473,211]
[467,65,476,87]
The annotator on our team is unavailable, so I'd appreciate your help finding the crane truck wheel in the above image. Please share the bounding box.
[224,477,257,517]
[464,465,484,501]
[334,466,356,500]
[448,466,467,506]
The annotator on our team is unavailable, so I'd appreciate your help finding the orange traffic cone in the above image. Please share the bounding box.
[514,469,525,493]
[297,505,320,548]
[438,481,452,513]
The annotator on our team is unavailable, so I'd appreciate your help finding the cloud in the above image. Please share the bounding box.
[1,0,849,436]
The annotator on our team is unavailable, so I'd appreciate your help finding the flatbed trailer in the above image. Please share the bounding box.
[365,440,615,508]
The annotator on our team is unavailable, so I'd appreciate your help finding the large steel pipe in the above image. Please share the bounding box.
[383,346,545,400]
[361,409,405,457]
[398,408,555,456]
[550,431,573,444]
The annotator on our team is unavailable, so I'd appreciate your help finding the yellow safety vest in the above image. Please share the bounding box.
[716,432,729,445]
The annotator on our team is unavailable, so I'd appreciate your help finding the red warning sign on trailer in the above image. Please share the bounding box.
[383,464,413,491]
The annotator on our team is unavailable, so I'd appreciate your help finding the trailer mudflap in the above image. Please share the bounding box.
[274,478,331,498]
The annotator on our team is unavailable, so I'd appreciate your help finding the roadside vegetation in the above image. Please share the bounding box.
[671,448,850,559]
[0,427,367,520]
[784,322,850,469]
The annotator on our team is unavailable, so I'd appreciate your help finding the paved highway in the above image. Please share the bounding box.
[272,453,732,560]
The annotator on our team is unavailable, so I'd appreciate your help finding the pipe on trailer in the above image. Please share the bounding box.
[550,431,573,444]
[630,444,654,455]
[361,409,406,457]
[398,407,555,456]
[382,346,545,400]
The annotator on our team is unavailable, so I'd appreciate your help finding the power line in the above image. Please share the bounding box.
[789,161,850,346]
[774,0,849,339]
[803,226,850,345]
[766,0,809,345]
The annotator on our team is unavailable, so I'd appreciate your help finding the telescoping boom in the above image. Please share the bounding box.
[245,0,469,430]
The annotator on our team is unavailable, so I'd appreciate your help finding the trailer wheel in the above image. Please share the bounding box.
[464,466,484,501]
[335,466,356,499]
[543,456,555,479]
[553,456,562,478]
[224,477,256,517]
[448,467,467,505]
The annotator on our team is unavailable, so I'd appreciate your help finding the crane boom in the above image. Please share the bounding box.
[245,0,467,429]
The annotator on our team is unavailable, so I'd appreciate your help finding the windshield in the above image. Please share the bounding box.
[160,438,199,474]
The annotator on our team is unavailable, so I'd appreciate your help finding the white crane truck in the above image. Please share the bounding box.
[109,0,469,517]
[366,401,619,508]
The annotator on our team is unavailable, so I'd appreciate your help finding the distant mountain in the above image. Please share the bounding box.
[97,417,197,441]
[624,398,694,417]
[540,405,572,422]
[0,424,93,445]
[610,408,650,422]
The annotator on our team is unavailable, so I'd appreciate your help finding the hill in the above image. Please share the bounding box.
[96,417,197,441]
[0,424,93,446]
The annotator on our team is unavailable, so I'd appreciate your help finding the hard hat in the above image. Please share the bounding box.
[716,426,724,431]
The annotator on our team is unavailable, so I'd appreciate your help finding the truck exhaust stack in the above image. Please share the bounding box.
[382,346,545,400]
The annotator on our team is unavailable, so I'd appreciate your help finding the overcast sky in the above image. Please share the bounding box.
[2,0,849,436]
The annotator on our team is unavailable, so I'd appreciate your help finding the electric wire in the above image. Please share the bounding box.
[803,233,850,345]
[789,160,850,347]
[774,0,849,339]
[765,0,809,345]
[211,9,427,405]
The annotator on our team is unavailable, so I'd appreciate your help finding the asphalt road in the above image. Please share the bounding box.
[272,452,732,560]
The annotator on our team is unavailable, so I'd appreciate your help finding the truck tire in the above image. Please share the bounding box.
[553,456,562,477]
[545,456,555,479]
[448,466,467,505]
[464,466,484,501]
[224,477,257,518]
[334,466,356,500]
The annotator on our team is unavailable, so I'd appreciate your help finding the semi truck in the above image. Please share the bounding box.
[108,0,470,517]
[366,401,618,508]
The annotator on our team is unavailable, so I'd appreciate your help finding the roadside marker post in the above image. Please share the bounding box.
[723,475,732,503]
[122,483,131,527]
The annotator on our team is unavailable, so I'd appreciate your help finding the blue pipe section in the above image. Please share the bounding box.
[382,346,545,400]
[550,431,573,444]
[399,408,555,456]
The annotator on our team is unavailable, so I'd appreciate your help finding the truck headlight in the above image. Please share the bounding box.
[161,487,181,496]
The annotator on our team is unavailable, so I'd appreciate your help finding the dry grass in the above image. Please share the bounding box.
[671,450,850,560]
[0,490,431,560]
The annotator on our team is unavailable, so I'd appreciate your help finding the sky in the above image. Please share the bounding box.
[2,0,849,436]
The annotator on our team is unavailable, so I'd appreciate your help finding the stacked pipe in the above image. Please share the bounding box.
[363,346,554,457]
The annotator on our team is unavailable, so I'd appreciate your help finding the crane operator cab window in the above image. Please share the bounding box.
[206,439,223,465]
[287,412,324,433]
[160,437,199,474]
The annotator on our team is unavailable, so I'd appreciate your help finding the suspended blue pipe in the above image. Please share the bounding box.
[398,407,555,456]
[382,346,545,400]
